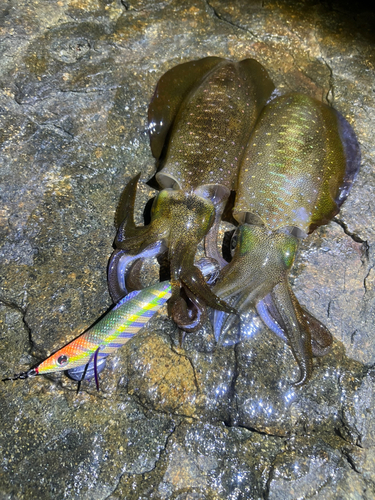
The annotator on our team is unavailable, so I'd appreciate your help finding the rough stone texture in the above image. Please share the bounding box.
[1,0,375,498]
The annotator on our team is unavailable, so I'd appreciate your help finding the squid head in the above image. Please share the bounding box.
[109,174,236,331]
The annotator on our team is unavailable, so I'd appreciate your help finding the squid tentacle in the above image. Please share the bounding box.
[271,281,313,386]
[213,285,265,345]
[114,172,169,252]
[201,187,231,270]
[256,297,288,343]
[288,289,332,357]
[108,241,166,303]
[167,240,236,331]
[171,256,222,332]
[114,172,141,234]
[215,289,332,365]
[169,287,208,333]
[257,292,332,357]
[176,247,237,316]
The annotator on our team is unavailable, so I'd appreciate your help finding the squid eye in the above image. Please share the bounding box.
[57,354,69,366]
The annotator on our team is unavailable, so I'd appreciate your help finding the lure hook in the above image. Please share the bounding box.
[2,368,38,382]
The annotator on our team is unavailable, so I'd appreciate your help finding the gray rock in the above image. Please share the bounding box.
[1,0,375,498]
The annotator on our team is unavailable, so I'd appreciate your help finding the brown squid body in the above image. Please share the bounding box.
[213,93,361,384]
[109,57,274,330]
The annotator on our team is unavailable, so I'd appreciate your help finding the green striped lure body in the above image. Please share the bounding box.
[4,281,171,389]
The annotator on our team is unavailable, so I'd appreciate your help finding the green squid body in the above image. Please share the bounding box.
[213,93,360,384]
[109,57,274,330]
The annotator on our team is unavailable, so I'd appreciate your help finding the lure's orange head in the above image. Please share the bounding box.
[36,339,95,375]
[2,341,94,384]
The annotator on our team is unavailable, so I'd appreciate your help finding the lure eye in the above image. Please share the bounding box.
[57,354,69,367]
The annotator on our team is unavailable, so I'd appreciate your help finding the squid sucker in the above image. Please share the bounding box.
[213,93,360,385]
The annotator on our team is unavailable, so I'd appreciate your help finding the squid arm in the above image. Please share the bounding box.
[111,174,235,330]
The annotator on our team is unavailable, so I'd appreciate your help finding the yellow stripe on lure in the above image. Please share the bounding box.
[3,281,171,390]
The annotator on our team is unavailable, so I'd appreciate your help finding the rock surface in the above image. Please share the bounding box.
[1,0,375,498]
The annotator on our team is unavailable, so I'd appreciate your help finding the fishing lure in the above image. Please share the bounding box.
[3,258,218,390]
[3,281,171,390]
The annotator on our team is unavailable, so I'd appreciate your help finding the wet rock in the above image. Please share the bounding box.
[267,436,367,500]
[1,0,375,498]
[110,422,282,499]
[126,317,198,416]
[292,223,370,363]
[0,383,175,499]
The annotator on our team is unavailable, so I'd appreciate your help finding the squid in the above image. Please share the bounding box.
[212,93,361,384]
[108,57,275,331]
